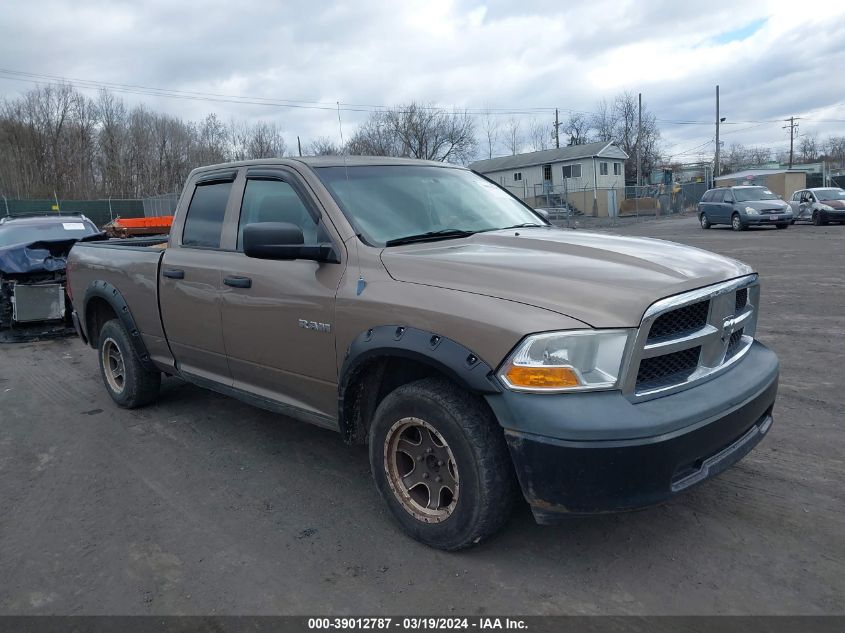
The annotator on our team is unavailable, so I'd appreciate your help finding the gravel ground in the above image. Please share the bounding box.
[0,215,842,615]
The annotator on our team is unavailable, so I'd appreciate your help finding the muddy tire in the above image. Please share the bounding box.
[368,377,517,550]
[97,319,160,409]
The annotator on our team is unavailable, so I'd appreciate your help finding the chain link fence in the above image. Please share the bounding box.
[142,192,180,217]
[503,180,708,229]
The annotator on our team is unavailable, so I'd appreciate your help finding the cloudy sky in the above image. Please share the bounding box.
[2,0,844,162]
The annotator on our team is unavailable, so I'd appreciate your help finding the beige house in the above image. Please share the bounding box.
[469,141,629,217]
[715,169,806,199]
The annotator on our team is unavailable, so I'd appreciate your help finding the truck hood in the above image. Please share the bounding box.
[380,228,753,327]
[743,200,791,211]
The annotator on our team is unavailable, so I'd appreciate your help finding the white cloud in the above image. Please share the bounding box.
[1,0,844,161]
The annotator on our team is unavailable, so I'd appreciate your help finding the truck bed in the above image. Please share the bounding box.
[67,237,173,369]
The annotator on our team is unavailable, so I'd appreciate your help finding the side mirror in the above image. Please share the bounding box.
[534,208,550,221]
[242,222,338,262]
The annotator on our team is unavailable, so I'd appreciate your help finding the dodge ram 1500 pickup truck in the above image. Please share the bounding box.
[67,157,779,550]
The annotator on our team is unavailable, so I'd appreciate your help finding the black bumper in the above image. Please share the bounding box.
[486,342,779,522]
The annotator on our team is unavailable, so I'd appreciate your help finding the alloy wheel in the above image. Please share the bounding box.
[383,417,459,523]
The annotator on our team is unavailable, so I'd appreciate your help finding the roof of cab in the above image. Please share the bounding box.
[187,155,463,177]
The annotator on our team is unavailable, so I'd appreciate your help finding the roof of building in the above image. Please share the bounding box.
[715,168,807,180]
[469,141,629,173]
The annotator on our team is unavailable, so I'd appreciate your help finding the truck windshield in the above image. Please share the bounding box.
[0,220,98,248]
[733,187,779,202]
[315,165,545,246]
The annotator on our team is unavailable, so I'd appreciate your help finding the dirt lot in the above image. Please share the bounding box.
[0,215,842,615]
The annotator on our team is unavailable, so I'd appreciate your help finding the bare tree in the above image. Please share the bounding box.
[590,99,615,142]
[564,112,589,146]
[503,117,521,155]
[308,136,342,156]
[479,108,500,159]
[824,135,845,167]
[798,133,818,163]
[527,117,552,151]
[747,146,772,166]
[348,102,476,163]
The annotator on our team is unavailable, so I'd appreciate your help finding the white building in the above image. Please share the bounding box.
[469,141,629,217]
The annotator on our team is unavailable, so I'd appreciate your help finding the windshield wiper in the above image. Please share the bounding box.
[492,222,546,230]
[385,229,476,247]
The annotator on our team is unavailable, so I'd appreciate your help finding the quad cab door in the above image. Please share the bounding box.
[158,170,239,385]
[215,167,346,424]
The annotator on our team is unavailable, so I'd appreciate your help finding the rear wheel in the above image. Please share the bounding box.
[731,213,745,231]
[369,377,516,550]
[699,213,711,229]
[98,319,160,408]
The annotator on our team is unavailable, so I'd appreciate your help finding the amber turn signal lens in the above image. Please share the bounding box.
[505,365,581,388]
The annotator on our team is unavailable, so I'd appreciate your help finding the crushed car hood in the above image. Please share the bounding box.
[0,234,105,275]
[380,228,753,327]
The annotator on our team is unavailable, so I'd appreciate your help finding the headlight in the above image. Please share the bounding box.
[499,329,631,392]
[745,207,760,215]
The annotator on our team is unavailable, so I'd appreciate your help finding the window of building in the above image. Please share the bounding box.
[513,172,523,181]
[599,162,609,176]
[237,178,319,250]
[562,164,582,179]
[182,180,233,248]
[613,162,621,176]
[542,165,552,181]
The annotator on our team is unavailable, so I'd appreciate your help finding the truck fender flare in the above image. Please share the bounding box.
[337,325,501,441]
[83,280,156,371]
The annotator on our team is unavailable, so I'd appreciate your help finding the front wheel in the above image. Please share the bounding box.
[98,319,161,408]
[813,210,827,226]
[775,223,789,230]
[731,213,745,231]
[699,213,711,229]
[368,377,516,550]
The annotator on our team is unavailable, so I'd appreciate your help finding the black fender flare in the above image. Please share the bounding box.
[337,325,501,441]
[82,280,156,371]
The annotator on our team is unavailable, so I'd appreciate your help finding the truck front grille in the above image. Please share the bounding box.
[647,299,709,342]
[636,346,701,391]
[625,276,759,399]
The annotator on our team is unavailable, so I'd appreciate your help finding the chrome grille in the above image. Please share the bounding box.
[623,275,759,400]
[647,300,709,342]
[735,288,748,312]
[636,346,701,391]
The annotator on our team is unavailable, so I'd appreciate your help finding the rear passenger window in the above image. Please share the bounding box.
[182,181,233,248]
[237,179,319,250]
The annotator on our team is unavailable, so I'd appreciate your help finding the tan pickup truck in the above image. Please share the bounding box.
[67,157,779,550]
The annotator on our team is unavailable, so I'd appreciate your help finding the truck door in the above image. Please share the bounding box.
[216,168,345,422]
[159,171,238,386]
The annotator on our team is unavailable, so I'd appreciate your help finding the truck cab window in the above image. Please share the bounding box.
[237,179,319,250]
[182,181,233,248]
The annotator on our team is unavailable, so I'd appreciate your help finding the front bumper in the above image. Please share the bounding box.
[820,209,845,221]
[486,342,779,522]
[745,213,792,225]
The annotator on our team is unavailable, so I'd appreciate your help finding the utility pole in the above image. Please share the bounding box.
[783,117,799,168]
[554,108,560,149]
[714,85,720,178]
[636,93,642,188]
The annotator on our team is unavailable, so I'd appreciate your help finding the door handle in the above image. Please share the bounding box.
[162,268,184,279]
[224,276,252,289]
